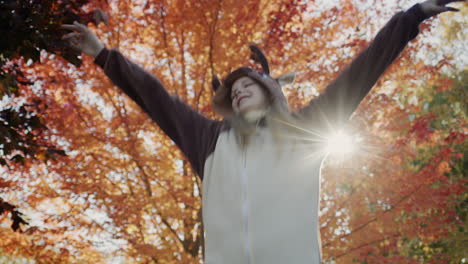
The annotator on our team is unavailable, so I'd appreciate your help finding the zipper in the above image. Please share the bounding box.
[242,147,251,264]
[242,119,261,264]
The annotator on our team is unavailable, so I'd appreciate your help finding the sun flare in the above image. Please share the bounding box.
[326,130,354,155]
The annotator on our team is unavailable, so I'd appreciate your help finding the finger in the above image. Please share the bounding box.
[427,5,445,15]
[61,32,81,40]
[64,21,85,33]
[94,9,109,26]
[73,21,88,32]
[445,6,460,11]
[60,24,79,31]
[434,5,460,15]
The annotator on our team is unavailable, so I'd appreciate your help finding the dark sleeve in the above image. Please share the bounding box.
[295,4,427,129]
[94,48,222,180]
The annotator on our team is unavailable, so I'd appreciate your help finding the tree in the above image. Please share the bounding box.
[0,0,109,167]
[1,0,465,263]
[0,0,109,261]
[318,69,466,264]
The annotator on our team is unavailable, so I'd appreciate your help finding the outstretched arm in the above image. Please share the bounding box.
[296,1,462,131]
[61,22,222,180]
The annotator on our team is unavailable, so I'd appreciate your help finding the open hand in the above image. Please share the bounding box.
[420,0,465,17]
[61,21,105,58]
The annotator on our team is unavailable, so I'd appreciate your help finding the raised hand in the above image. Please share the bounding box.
[61,21,105,58]
[420,0,465,17]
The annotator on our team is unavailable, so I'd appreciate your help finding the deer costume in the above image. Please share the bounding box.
[94,3,427,263]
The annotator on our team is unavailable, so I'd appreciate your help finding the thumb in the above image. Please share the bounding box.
[444,6,460,11]
[426,5,452,16]
[434,6,460,15]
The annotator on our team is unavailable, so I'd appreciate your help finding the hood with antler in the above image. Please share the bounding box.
[211,45,295,118]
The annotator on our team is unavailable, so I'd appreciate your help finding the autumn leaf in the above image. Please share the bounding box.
[2,0,466,263]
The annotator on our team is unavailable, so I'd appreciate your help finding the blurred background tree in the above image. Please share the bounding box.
[0,0,465,263]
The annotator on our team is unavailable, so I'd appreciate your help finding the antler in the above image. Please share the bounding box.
[249,44,270,75]
[212,75,221,92]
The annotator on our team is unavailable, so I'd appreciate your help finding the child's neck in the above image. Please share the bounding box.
[242,109,266,123]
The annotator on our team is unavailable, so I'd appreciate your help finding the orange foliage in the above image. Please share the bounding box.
[1,0,465,263]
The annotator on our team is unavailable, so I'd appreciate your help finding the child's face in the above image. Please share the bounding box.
[231,77,269,116]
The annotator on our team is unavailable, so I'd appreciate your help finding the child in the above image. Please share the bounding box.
[61,1,463,263]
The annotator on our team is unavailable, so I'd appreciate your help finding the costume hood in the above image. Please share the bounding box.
[211,45,295,118]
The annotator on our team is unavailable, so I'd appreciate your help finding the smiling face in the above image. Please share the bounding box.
[230,76,270,118]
